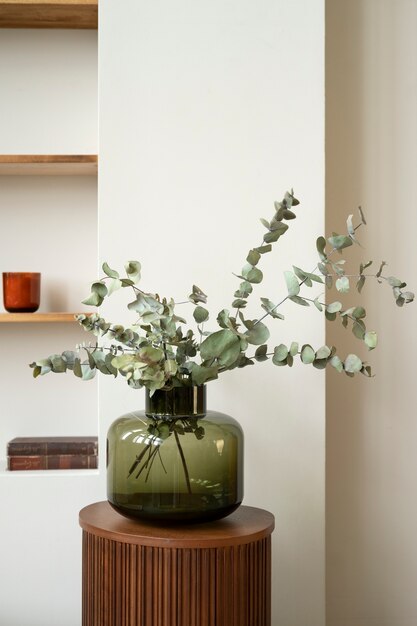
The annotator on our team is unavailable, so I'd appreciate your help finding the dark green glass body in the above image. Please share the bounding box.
[107,386,244,523]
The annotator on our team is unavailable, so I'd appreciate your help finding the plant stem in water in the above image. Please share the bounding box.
[174,430,192,494]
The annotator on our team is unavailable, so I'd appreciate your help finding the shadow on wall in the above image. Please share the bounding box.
[326,0,417,625]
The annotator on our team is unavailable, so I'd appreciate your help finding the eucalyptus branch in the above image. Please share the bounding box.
[30,193,414,391]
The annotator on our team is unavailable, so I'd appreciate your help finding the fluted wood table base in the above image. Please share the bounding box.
[80,501,274,626]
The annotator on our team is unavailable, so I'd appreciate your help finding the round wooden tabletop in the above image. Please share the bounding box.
[79,501,275,548]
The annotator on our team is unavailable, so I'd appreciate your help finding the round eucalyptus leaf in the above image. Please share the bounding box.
[255,344,268,362]
[193,306,209,323]
[246,249,261,266]
[272,344,288,363]
[301,345,315,364]
[326,301,342,314]
[344,354,363,373]
[336,276,350,293]
[290,341,299,356]
[242,264,263,284]
[352,306,366,319]
[244,322,270,346]
[364,331,377,350]
[330,355,343,373]
[200,329,241,367]
[315,345,331,360]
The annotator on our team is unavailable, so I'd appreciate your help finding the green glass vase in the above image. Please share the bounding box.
[107,386,244,523]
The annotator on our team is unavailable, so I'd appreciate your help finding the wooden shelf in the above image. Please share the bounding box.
[0,155,98,175]
[0,312,85,323]
[0,0,98,29]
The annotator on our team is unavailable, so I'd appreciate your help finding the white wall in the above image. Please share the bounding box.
[326,1,417,625]
[0,30,100,626]
[99,1,325,624]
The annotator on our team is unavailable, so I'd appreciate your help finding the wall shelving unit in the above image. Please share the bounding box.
[0,0,98,29]
[0,0,99,464]
[0,313,88,322]
[0,154,98,175]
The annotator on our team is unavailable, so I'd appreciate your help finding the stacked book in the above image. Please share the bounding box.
[7,436,98,471]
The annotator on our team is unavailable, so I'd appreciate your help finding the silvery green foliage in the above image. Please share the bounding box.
[30,192,414,393]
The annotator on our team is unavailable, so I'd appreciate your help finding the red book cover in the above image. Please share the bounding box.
[7,454,98,471]
[7,436,98,456]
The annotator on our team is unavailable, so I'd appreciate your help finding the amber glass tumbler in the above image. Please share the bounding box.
[3,272,41,312]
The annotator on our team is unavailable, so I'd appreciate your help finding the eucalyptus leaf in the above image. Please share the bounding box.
[283,209,296,220]
[235,281,253,298]
[336,276,350,293]
[289,341,299,356]
[358,206,367,225]
[107,278,123,296]
[272,344,288,363]
[232,299,247,309]
[289,295,309,306]
[330,355,343,373]
[352,321,366,340]
[124,261,141,283]
[255,345,268,362]
[217,309,231,329]
[316,236,327,260]
[352,306,366,319]
[344,354,362,374]
[260,298,284,319]
[284,271,300,297]
[328,235,353,251]
[190,363,219,385]
[364,330,377,350]
[255,244,272,254]
[387,276,404,288]
[246,249,261,266]
[242,264,263,284]
[193,306,209,323]
[244,322,270,346]
[164,359,178,376]
[315,345,331,360]
[347,214,355,239]
[376,261,387,278]
[325,310,337,321]
[326,301,342,314]
[301,345,315,364]
[314,297,323,312]
[102,262,119,279]
[200,329,241,367]
[189,285,208,304]
[356,275,365,293]
[82,291,102,307]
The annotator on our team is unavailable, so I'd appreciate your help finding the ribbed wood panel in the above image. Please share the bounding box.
[82,532,271,626]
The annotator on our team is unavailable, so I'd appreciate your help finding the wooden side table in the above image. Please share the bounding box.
[79,501,275,626]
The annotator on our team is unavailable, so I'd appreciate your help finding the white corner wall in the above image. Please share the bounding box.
[99,1,325,624]
[326,1,417,625]
[0,30,100,626]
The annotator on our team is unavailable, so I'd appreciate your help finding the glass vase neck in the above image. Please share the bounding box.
[145,386,206,418]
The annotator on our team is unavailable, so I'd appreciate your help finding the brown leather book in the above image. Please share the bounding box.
[8,454,98,471]
[7,436,98,456]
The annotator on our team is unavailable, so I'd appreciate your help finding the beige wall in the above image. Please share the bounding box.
[326,1,417,624]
